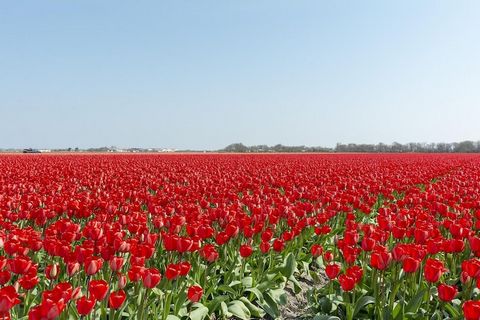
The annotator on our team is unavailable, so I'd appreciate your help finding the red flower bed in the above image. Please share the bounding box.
[0,153,479,319]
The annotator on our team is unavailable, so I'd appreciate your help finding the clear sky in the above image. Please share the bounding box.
[1,1,479,150]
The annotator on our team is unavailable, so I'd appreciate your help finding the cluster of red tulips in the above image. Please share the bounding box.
[0,153,480,319]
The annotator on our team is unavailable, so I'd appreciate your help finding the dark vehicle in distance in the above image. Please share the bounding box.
[23,148,41,153]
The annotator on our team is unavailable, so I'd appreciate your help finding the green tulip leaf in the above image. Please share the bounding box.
[282,252,297,278]
[239,297,266,318]
[353,295,375,317]
[227,300,251,320]
[188,303,208,320]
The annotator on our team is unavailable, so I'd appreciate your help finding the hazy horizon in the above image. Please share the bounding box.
[1,1,479,150]
[3,140,480,151]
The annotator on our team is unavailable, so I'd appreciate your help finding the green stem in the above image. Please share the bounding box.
[163,289,172,320]
[138,288,147,320]
[23,290,31,315]
[109,306,114,320]
[372,269,379,317]
[389,264,398,311]
[345,292,353,320]
[379,272,385,320]
[425,283,432,316]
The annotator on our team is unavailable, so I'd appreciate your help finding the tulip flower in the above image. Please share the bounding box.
[76,296,96,316]
[109,257,125,272]
[0,286,20,317]
[187,285,203,303]
[142,268,162,288]
[437,284,457,302]
[165,264,180,281]
[402,256,421,273]
[84,256,103,276]
[178,261,191,276]
[310,244,323,257]
[259,241,270,254]
[128,265,145,282]
[88,280,109,300]
[325,263,341,280]
[272,239,285,252]
[338,274,356,291]
[463,300,480,320]
[239,244,253,258]
[0,270,11,285]
[424,258,447,283]
[109,290,126,309]
[45,264,59,280]
[7,256,32,275]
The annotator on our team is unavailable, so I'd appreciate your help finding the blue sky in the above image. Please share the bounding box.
[1,1,479,149]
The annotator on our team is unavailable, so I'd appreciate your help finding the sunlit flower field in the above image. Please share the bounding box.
[1,153,480,319]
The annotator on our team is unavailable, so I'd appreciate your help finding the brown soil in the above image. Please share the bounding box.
[280,271,328,320]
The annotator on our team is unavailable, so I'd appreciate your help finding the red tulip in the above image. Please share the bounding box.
[402,256,421,273]
[88,280,109,300]
[392,245,407,262]
[461,271,471,284]
[142,268,162,288]
[424,258,447,283]
[128,266,145,282]
[84,256,103,275]
[187,285,203,302]
[370,250,391,271]
[325,263,341,280]
[76,296,96,316]
[0,270,11,285]
[46,264,59,280]
[29,295,66,320]
[109,257,125,272]
[72,287,83,301]
[464,300,480,320]
[7,256,32,275]
[29,300,65,320]
[272,239,285,252]
[259,241,270,254]
[239,244,253,258]
[261,230,273,242]
[346,265,363,284]
[0,257,6,270]
[130,256,146,266]
[338,274,355,291]
[118,274,127,289]
[462,259,480,278]
[437,284,457,302]
[66,262,80,277]
[361,238,376,251]
[0,286,20,316]
[344,231,359,246]
[215,232,229,245]
[18,274,39,290]
[109,290,126,309]
[178,238,193,253]
[310,244,323,257]
[200,245,219,262]
[179,261,191,276]
[226,223,239,238]
[469,236,480,252]
[165,264,180,281]
[323,251,333,262]
[55,282,73,303]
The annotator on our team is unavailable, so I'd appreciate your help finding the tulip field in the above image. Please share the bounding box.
[2,153,480,320]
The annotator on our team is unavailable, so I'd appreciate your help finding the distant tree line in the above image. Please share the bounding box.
[335,141,480,153]
[220,141,480,153]
[221,143,332,153]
